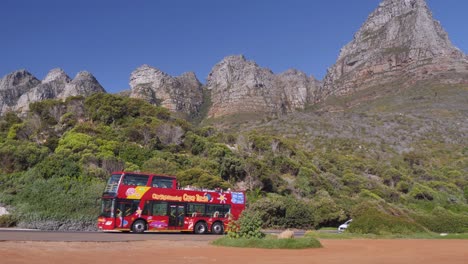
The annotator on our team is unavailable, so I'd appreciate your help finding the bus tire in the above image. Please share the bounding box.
[194,221,207,234]
[211,222,224,235]
[132,220,147,233]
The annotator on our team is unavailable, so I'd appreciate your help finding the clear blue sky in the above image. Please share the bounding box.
[1,0,467,93]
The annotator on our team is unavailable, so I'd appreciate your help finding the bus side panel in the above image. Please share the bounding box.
[230,204,246,220]
[147,216,169,230]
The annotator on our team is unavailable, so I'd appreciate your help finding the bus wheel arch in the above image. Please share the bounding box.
[194,221,208,234]
[132,219,147,233]
[211,221,224,234]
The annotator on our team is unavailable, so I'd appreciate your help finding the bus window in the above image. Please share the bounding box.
[116,200,140,217]
[104,174,121,194]
[122,174,149,186]
[206,204,231,218]
[142,200,151,216]
[152,202,168,216]
[187,203,205,217]
[100,198,114,217]
[151,177,173,188]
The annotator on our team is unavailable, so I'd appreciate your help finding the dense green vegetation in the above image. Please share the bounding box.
[0,89,467,233]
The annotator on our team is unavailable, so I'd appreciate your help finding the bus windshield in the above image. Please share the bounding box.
[100,198,113,217]
[104,174,122,194]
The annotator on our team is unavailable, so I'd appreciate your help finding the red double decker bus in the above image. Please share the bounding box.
[97,171,245,234]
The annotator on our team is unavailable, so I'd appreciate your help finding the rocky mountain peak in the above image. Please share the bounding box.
[0,68,105,114]
[206,55,319,118]
[129,65,203,115]
[72,71,96,82]
[0,70,41,113]
[0,70,39,90]
[43,68,70,83]
[320,0,468,100]
[62,71,105,98]
[179,71,198,80]
[129,65,170,89]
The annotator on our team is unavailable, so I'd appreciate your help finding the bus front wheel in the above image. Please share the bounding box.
[132,220,147,233]
[211,222,224,234]
[194,222,207,234]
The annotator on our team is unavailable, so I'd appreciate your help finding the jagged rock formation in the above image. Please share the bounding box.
[129,65,203,116]
[0,68,105,114]
[206,55,319,118]
[320,0,468,100]
[61,71,105,98]
[0,70,41,114]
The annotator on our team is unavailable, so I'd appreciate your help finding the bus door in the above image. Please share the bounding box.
[115,199,140,229]
[168,203,185,229]
[146,201,169,230]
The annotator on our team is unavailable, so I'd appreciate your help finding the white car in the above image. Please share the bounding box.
[338,219,352,232]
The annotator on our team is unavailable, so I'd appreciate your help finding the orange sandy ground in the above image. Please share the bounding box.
[1,239,467,264]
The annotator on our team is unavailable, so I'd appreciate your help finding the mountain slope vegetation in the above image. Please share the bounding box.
[0,86,466,232]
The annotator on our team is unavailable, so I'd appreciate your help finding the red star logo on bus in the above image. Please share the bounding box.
[217,194,226,204]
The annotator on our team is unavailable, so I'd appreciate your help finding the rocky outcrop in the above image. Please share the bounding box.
[320,0,468,100]
[61,71,106,98]
[0,70,40,114]
[0,68,105,114]
[129,65,203,116]
[206,55,319,118]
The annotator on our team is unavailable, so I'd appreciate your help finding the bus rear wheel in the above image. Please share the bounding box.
[194,222,207,234]
[132,220,147,233]
[211,222,224,234]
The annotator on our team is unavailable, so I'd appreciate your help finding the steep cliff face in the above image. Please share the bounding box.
[206,55,319,118]
[61,71,106,98]
[320,0,468,100]
[0,68,105,114]
[129,65,203,115]
[0,70,41,114]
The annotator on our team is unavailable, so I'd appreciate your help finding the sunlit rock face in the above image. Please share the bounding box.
[320,0,468,100]
[0,68,105,114]
[206,55,319,118]
[129,64,203,115]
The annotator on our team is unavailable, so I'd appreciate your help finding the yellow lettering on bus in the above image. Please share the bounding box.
[183,194,196,202]
[196,194,208,202]
[151,194,183,201]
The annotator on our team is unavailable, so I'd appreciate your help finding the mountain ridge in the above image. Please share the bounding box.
[1,0,467,118]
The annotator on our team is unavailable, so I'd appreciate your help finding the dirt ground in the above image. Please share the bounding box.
[1,239,467,264]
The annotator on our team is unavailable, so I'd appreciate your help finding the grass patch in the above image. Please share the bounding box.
[318,227,337,231]
[305,231,468,240]
[212,236,322,249]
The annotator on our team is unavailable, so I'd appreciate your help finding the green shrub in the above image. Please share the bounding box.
[34,154,81,179]
[396,181,411,194]
[464,186,468,202]
[409,183,437,201]
[247,194,286,227]
[0,214,17,227]
[413,207,468,233]
[359,189,383,200]
[218,156,246,182]
[227,211,265,239]
[177,168,229,189]
[0,140,49,173]
[13,175,105,221]
[310,190,346,228]
[348,201,426,234]
[284,197,314,229]
[0,111,22,132]
[141,157,178,175]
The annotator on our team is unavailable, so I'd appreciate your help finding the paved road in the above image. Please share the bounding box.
[0,229,218,242]
[0,229,307,242]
